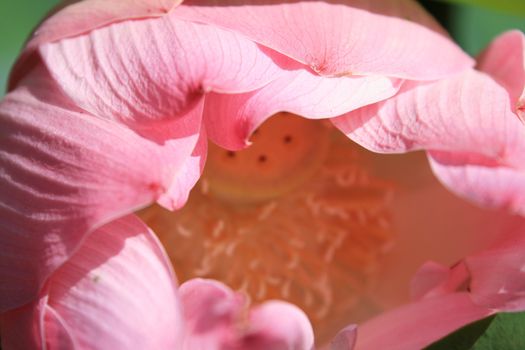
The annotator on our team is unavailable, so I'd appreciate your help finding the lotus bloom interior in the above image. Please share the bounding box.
[139,113,398,343]
[1,1,525,349]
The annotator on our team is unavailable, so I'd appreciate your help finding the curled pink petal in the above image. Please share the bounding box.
[239,301,314,350]
[428,151,525,215]
[477,30,525,120]
[205,70,400,149]
[176,0,473,79]
[330,325,357,350]
[0,66,200,312]
[333,70,525,213]
[158,128,208,210]
[406,217,525,311]
[354,293,491,350]
[406,220,525,314]
[9,0,181,89]
[466,223,525,312]
[38,14,294,129]
[2,215,183,349]
[179,279,245,350]
[179,279,314,350]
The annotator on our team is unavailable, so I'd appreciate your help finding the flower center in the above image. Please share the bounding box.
[204,112,332,203]
[138,113,395,344]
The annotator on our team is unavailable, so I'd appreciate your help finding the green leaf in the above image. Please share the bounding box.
[435,0,525,16]
[425,312,525,350]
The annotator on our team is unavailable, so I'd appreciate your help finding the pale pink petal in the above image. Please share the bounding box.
[410,261,469,301]
[38,14,294,129]
[9,0,181,88]
[0,66,199,312]
[333,70,525,213]
[428,151,525,215]
[354,293,492,350]
[465,223,525,312]
[179,279,314,350]
[330,325,357,350]
[41,215,183,349]
[176,0,473,79]
[205,70,400,149]
[477,30,525,120]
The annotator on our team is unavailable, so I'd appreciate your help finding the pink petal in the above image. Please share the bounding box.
[407,220,525,312]
[239,301,314,350]
[1,215,183,349]
[354,293,492,350]
[333,70,523,157]
[0,66,200,312]
[205,70,400,149]
[466,223,525,311]
[38,14,294,130]
[179,279,245,350]
[428,151,525,215]
[9,0,181,89]
[179,279,314,350]
[41,215,183,349]
[477,30,525,120]
[175,0,473,79]
[333,70,525,213]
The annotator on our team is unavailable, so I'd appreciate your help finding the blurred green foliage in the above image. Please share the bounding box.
[438,0,525,16]
[0,0,58,90]
[450,3,525,56]
[426,312,525,350]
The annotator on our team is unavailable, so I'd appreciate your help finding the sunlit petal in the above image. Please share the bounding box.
[1,215,183,349]
[176,0,473,78]
[0,66,199,312]
[333,70,525,213]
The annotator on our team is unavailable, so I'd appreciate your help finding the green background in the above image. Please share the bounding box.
[1,1,524,92]
[0,1,59,90]
[451,3,525,54]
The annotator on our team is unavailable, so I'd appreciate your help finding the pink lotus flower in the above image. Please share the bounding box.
[0,1,524,349]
